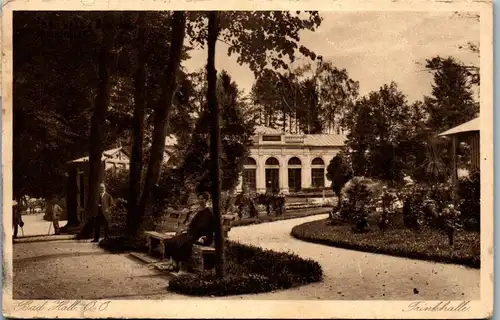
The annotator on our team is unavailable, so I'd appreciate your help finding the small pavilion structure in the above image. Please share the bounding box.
[65,147,131,225]
[64,137,178,226]
[438,116,480,201]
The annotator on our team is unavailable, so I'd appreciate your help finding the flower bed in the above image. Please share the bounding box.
[291,219,480,268]
[168,241,323,296]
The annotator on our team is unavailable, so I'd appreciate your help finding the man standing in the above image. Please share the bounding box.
[92,183,114,243]
[12,199,24,239]
[51,195,63,235]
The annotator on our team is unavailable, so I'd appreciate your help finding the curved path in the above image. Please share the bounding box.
[223,214,480,300]
[13,214,479,300]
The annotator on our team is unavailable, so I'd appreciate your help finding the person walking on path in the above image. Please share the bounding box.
[92,183,114,243]
[12,199,25,239]
[51,195,63,235]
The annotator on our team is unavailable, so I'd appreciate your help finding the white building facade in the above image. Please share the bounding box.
[237,126,346,195]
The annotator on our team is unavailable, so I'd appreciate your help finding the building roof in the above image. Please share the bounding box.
[438,117,480,136]
[68,147,128,164]
[303,134,347,147]
[254,125,283,135]
[253,126,346,147]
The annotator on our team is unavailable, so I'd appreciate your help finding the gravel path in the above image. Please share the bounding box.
[222,214,480,300]
[13,214,479,300]
[13,240,175,300]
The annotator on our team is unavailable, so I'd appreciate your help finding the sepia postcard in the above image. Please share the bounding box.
[2,0,494,318]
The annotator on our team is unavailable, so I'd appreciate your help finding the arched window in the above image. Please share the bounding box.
[311,157,325,188]
[288,157,302,192]
[265,157,279,166]
[244,157,257,166]
[242,157,257,192]
[311,157,324,165]
[288,157,302,166]
[265,157,280,193]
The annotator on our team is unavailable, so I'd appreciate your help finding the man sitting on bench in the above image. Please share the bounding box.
[163,191,215,272]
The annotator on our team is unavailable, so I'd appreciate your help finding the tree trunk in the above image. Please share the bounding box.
[64,167,79,227]
[128,12,147,237]
[86,29,112,228]
[282,107,286,132]
[138,12,186,220]
[207,11,225,279]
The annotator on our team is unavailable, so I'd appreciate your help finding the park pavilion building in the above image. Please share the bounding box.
[66,127,346,220]
[237,126,346,194]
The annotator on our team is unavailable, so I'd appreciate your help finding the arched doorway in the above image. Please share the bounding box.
[311,157,325,188]
[242,157,257,192]
[265,157,280,193]
[288,157,302,192]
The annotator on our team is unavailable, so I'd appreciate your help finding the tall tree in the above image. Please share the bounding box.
[342,82,414,182]
[86,16,115,224]
[251,61,359,134]
[251,69,303,132]
[424,56,478,134]
[326,154,353,208]
[185,11,323,278]
[298,77,322,133]
[313,62,359,133]
[206,11,224,278]
[128,12,147,237]
[138,11,187,221]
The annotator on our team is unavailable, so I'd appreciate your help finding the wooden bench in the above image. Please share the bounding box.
[187,215,236,272]
[144,208,235,261]
[145,208,188,259]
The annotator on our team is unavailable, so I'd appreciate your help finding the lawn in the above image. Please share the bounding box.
[291,219,480,268]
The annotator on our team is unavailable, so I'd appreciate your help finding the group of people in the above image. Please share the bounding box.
[12,194,63,239]
[13,182,217,273]
[90,183,216,273]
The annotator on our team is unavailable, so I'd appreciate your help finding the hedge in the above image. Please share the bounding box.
[167,241,323,296]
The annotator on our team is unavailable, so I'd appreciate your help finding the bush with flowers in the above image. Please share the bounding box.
[438,203,461,245]
[400,183,428,230]
[457,170,480,231]
[375,187,402,231]
[337,177,386,232]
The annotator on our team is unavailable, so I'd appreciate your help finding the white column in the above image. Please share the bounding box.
[257,154,266,193]
[280,155,289,194]
[323,156,331,188]
[236,173,243,193]
[302,154,311,189]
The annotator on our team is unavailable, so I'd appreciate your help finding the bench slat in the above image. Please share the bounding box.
[144,231,176,239]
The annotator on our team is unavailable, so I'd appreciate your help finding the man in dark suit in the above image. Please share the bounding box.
[92,183,114,242]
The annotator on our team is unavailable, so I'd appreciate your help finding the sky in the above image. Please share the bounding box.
[183,11,480,103]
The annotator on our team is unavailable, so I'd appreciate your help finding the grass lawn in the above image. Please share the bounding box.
[291,219,480,268]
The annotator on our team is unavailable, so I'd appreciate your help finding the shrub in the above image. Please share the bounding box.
[104,169,129,200]
[400,184,427,230]
[339,177,384,231]
[376,187,400,231]
[168,241,323,296]
[107,197,127,237]
[427,182,453,211]
[457,171,480,231]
